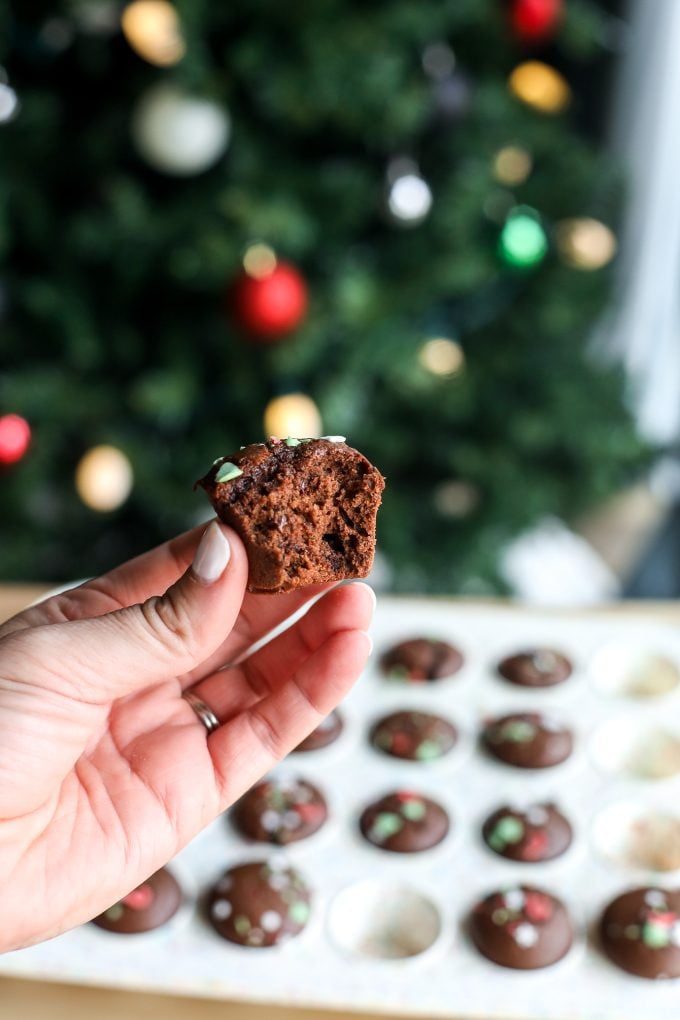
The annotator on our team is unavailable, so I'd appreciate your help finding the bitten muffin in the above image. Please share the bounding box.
[359,790,449,853]
[497,648,572,688]
[482,712,573,769]
[482,803,573,863]
[293,710,344,752]
[370,710,457,761]
[469,886,573,970]
[599,887,680,979]
[196,437,384,593]
[207,860,311,947]
[231,776,327,845]
[380,638,463,682]
[91,867,182,934]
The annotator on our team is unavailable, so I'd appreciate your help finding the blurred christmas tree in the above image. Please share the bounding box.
[0,0,648,590]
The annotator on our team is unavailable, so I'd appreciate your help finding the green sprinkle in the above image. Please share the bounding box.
[215,461,243,483]
[234,915,251,935]
[401,799,427,822]
[642,921,670,949]
[371,812,403,840]
[624,924,640,940]
[415,739,443,761]
[492,908,509,925]
[387,664,410,681]
[500,720,537,743]
[284,437,301,446]
[104,903,125,921]
[288,900,310,925]
[489,816,524,849]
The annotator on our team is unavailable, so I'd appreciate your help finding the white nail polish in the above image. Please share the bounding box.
[192,521,231,584]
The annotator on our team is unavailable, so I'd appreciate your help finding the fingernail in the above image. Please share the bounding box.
[192,521,231,584]
[361,631,374,656]
[350,581,377,612]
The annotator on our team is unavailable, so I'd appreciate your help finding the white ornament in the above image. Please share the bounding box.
[132,83,230,176]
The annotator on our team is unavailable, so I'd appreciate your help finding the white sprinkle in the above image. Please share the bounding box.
[261,809,282,833]
[269,873,288,891]
[671,922,680,947]
[320,435,346,442]
[216,876,233,893]
[645,890,667,909]
[282,810,302,830]
[513,922,538,948]
[260,910,283,932]
[504,889,526,911]
[211,898,232,920]
[526,806,549,826]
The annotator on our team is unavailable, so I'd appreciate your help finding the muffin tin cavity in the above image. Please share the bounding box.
[328,881,442,960]
[590,717,680,781]
[592,801,680,874]
[589,643,680,700]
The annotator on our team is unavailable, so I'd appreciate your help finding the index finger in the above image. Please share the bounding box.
[0,522,336,668]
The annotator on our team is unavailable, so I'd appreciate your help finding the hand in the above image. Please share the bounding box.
[0,520,374,952]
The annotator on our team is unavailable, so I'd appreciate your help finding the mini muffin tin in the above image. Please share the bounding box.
[3,598,680,1019]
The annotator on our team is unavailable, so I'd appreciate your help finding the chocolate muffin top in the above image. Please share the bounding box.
[482,712,573,769]
[91,867,182,935]
[359,790,450,853]
[207,860,311,948]
[231,776,327,845]
[380,638,464,682]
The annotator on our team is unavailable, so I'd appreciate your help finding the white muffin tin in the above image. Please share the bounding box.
[3,598,680,1019]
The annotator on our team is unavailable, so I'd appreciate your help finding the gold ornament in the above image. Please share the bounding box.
[75,445,133,512]
[121,1,185,67]
[492,145,533,186]
[508,61,571,115]
[243,243,277,280]
[555,218,617,270]
[419,338,465,377]
[263,394,322,440]
[433,480,480,519]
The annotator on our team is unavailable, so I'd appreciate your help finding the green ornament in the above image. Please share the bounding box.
[498,207,547,269]
[215,461,243,483]
[488,815,524,850]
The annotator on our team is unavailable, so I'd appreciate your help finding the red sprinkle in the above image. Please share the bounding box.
[122,884,154,911]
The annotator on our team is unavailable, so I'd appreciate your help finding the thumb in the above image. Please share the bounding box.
[22,521,249,703]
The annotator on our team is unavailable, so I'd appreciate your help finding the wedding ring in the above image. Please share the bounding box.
[182,690,220,734]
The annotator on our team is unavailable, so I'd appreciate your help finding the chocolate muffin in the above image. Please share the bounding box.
[482,803,573,863]
[196,437,384,593]
[91,867,182,934]
[232,776,327,845]
[497,649,572,688]
[359,791,449,853]
[207,860,311,947]
[469,886,573,970]
[482,712,573,769]
[380,638,463,682]
[293,710,344,752]
[370,710,457,761]
[599,887,680,979]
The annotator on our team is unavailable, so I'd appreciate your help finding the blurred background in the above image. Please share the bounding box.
[2,0,680,602]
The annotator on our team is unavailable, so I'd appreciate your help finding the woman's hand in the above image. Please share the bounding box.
[0,520,374,952]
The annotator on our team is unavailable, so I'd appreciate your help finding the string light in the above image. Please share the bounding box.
[492,145,533,186]
[75,445,133,512]
[419,338,465,377]
[433,480,480,519]
[499,207,548,269]
[121,1,185,67]
[0,414,31,465]
[243,243,277,280]
[263,394,322,440]
[508,61,571,114]
[387,158,432,225]
[555,218,617,270]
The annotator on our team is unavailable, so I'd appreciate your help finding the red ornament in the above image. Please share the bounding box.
[233,261,308,341]
[510,0,563,42]
[0,414,31,465]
